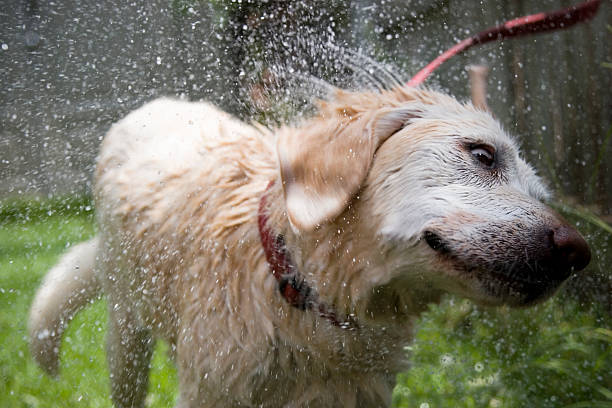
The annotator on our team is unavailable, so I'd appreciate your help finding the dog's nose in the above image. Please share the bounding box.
[551,225,591,273]
[541,225,591,281]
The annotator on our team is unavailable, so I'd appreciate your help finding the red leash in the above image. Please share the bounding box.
[407,0,601,87]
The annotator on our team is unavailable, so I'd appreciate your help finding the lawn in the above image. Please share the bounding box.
[0,196,610,407]
[0,197,177,408]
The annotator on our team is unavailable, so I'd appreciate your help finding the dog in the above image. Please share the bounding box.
[29,86,590,407]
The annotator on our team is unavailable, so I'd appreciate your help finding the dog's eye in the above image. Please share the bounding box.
[470,145,496,169]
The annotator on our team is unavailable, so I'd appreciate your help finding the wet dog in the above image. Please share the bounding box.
[29,86,590,407]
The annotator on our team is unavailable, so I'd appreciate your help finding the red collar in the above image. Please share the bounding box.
[257,181,358,330]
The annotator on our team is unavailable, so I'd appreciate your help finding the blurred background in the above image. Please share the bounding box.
[0,1,610,407]
[1,0,611,212]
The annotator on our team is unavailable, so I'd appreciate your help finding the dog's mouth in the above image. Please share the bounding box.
[421,229,589,306]
[472,263,566,306]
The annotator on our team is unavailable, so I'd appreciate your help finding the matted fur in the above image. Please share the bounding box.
[29,86,588,407]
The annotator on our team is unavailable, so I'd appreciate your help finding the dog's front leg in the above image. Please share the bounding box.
[106,298,154,408]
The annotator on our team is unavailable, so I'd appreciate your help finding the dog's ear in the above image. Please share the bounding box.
[277,105,419,231]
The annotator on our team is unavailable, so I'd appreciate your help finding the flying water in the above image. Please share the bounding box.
[242,41,407,126]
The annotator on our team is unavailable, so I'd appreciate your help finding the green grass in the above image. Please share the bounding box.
[0,197,178,408]
[1,197,610,407]
[392,298,612,408]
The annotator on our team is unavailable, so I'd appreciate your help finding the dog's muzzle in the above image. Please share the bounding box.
[423,222,591,305]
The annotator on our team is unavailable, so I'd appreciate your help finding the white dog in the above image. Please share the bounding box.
[29,86,590,407]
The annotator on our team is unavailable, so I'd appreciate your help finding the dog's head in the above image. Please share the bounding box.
[277,87,590,307]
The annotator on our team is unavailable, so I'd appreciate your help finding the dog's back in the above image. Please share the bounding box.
[92,99,296,406]
[94,98,276,339]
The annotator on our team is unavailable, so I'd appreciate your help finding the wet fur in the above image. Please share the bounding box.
[30,87,576,407]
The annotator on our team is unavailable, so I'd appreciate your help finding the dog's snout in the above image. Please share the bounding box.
[551,225,591,273]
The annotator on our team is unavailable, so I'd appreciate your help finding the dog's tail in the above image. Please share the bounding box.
[29,237,102,376]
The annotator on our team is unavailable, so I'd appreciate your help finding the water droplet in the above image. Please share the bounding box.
[440,353,454,366]
[37,329,50,340]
